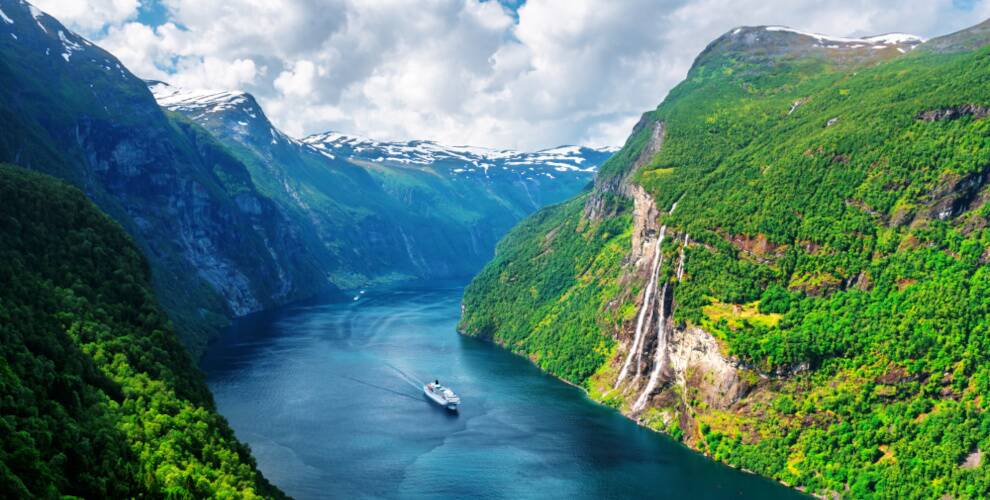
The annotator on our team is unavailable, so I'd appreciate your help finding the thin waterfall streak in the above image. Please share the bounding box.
[676,234,689,282]
[633,303,649,377]
[615,225,667,388]
[635,258,666,377]
[632,306,649,378]
[634,283,668,411]
[669,193,685,215]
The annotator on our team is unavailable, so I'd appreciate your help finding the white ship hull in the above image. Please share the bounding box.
[424,384,459,411]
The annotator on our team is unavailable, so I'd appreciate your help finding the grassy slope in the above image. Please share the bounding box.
[461,28,990,498]
[0,164,283,498]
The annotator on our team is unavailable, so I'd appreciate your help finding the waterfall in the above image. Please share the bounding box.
[676,234,689,282]
[614,199,682,390]
[633,283,668,411]
[614,225,667,388]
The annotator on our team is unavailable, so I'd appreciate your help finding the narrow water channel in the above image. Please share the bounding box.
[201,284,803,499]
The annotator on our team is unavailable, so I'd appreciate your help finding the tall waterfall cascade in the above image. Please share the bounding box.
[615,225,667,388]
[615,199,682,391]
[676,234,688,282]
[633,283,669,411]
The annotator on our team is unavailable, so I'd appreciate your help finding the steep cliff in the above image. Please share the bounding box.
[461,20,990,498]
[0,0,328,354]
[148,82,611,287]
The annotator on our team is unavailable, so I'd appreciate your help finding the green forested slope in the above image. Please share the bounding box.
[0,164,282,498]
[462,22,990,497]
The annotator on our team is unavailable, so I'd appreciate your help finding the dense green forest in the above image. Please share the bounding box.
[0,164,282,498]
[461,22,990,498]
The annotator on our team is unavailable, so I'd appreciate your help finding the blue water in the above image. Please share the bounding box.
[201,284,803,499]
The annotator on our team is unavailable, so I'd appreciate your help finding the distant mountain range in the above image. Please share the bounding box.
[303,131,612,174]
[149,81,614,175]
[149,81,612,184]
[145,82,612,331]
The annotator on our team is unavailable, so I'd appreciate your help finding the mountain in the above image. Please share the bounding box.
[460,22,990,497]
[0,0,330,353]
[0,164,282,497]
[148,81,611,288]
[0,0,610,354]
[302,131,610,178]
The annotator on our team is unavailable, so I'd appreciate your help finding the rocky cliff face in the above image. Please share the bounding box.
[584,117,664,220]
[590,115,747,441]
[0,0,327,352]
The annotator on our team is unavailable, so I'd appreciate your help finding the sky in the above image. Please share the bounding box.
[31,0,990,150]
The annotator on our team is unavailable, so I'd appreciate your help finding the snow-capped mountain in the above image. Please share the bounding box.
[303,131,616,179]
[697,25,926,71]
[148,82,614,182]
[146,80,615,290]
[148,81,304,148]
[754,26,924,52]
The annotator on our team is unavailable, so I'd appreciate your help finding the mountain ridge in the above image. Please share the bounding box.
[148,80,615,176]
[146,79,610,293]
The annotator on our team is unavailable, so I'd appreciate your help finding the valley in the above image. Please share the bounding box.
[3,0,990,497]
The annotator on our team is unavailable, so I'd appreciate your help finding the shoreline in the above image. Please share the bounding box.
[455,326,811,498]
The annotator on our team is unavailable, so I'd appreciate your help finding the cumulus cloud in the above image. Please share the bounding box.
[34,0,990,149]
[32,0,139,32]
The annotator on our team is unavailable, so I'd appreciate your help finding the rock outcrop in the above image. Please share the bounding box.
[584,118,665,220]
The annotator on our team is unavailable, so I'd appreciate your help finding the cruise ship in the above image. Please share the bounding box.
[424,380,460,411]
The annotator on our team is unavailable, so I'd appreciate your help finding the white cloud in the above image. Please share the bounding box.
[274,60,319,98]
[173,56,259,90]
[32,0,990,150]
[32,0,138,32]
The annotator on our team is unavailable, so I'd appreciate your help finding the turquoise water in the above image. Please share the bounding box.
[201,284,803,499]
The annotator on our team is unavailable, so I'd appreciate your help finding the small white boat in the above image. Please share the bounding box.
[424,380,460,411]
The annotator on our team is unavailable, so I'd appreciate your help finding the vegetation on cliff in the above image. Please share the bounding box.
[461,21,990,498]
[0,164,282,498]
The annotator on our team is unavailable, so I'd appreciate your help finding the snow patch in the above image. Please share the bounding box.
[864,33,925,44]
[0,7,13,24]
[762,26,923,50]
[28,4,46,33]
[150,82,252,116]
[58,30,82,62]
